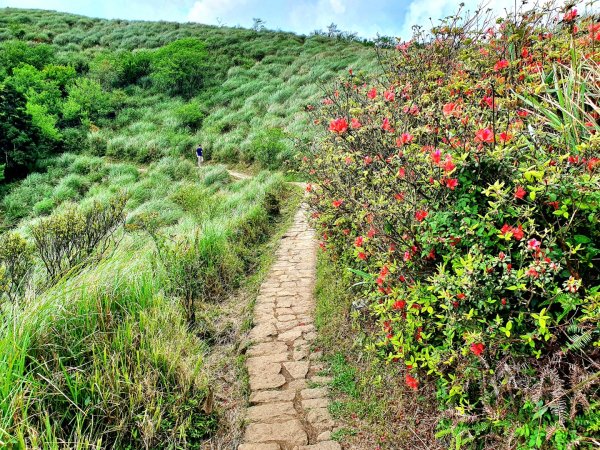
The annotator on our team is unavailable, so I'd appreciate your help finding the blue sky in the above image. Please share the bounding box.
[0,0,550,39]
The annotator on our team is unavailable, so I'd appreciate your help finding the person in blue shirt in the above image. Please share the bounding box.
[196,145,203,167]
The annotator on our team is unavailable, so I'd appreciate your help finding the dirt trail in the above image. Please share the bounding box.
[237,198,339,450]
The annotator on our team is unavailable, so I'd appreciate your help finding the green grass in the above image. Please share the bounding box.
[0,154,303,448]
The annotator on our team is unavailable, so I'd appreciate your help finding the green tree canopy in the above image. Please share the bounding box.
[151,38,208,98]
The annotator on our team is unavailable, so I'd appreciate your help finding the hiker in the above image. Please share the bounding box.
[196,145,203,167]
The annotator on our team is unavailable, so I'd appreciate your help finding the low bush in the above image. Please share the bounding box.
[31,193,127,281]
[0,231,33,302]
[306,5,600,448]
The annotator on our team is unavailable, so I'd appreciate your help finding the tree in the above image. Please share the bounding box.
[0,83,53,180]
[151,38,209,98]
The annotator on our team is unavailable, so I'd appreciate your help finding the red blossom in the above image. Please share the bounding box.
[514,186,527,199]
[445,178,459,190]
[430,149,441,164]
[355,236,364,247]
[382,117,393,132]
[358,252,367,260]
[415,210,428,222]
[332,199,343,208]
[499,132,513,143]
[470,343,485,356]
[475,128,494,143]
[393,300,406,310]
[367,88,377,99]
[513,225,524,240]
[442,102,460,117]
[397,132,413,146]
[384,90,395,101]
[364,155,373,165]
[563,8,577,22]
[494,59,509,71]
[405,374,419,390]
[351,117,362,129]
[329,118,348,134]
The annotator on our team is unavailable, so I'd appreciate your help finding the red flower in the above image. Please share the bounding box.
[563,8,577,22]
[394,192,405,201]
[397,133,413,146]
[364,155,373,165]
[358,252,367,260]
[332,199,343,208]
[415,210,428,222]
[527,238,541,250]
[367,88,377,99]
[482,95,494,109]
[512,225,524,240]
[521,47,529,58]
[306,184,312,192]
[397,167,406,178]
[527,267,539,278]
[351,117,362,129]
[470,343,485,356]
[329,118,348,134]
[443,156,456,173]
[499,132,513,143]
[367,227,376,238]
[517,109,529,118]
[456,293,466,300]
[494,59,509,71]
[382,118,393,132]
[475,128,494,143]
[405,374,419,390]
[430,149,441,164]
[445,178,459,190]
[393,300,406,310]
[514,186,527,199]
[355,236,364,247]
[384,90,395,101]
[442,102,459,117]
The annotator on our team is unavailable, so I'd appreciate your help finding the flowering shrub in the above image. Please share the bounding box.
[305,4,600,447]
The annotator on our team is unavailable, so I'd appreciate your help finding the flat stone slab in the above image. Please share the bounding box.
[301,388,328,399]
[250,389,296,404]
[250,373,286,391]
[244,420,308,445]
[238,444,281,450]
[283,361,309,379]
[298,442,341,450]
[247,402,296,423]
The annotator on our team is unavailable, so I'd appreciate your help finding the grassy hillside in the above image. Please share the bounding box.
[0,7,378,183]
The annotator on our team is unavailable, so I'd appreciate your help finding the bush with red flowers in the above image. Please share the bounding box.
[305,3,600,448]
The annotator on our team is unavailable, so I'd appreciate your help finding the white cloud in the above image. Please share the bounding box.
[399,0,516,39]
[329,0,346,14]
[186,0,249,25]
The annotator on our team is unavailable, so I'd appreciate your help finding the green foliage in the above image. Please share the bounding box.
[306,5,600,448]
[31,194,127,281]
[246,127,290,169]
[0,231,33,302]
[0,39,55,74]
[175,101,206,129]
[151,38,208,98]
[62,78,111,123]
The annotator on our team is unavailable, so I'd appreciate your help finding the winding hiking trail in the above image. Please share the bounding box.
[229,170,340,450]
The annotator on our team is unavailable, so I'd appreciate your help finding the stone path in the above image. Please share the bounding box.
[238,203,340,450]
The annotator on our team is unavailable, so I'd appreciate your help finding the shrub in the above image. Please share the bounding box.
[305,6,600,448]
[174,101,206,129]
[246,127,290,168]
[31,194,127,281]
[0,231,33,302]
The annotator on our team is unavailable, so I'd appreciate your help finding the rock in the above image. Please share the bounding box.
[247,341,288,357]
[250,390,296,404]
[306,408,335,433]
[244,420,308,445]
[301,387,328,399]
[283,361,309,379]
[316,431,332,441]
[298,442,341,450]
[249,373,286,390]
[238,444,281,450]
[247,402,296,423]
[302,398,329,410]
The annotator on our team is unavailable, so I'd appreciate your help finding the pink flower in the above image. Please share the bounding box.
[382,118,393,132]
[329,118,348,134]
[367,88,377,99]
[499,132,513,143]
[527,238,541,250]
[397,133,413,145]
[351,117,362,129]
[431,149,441,164]
[384,90,395,101]
[355,236,364,247]
[442,102,459,117]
